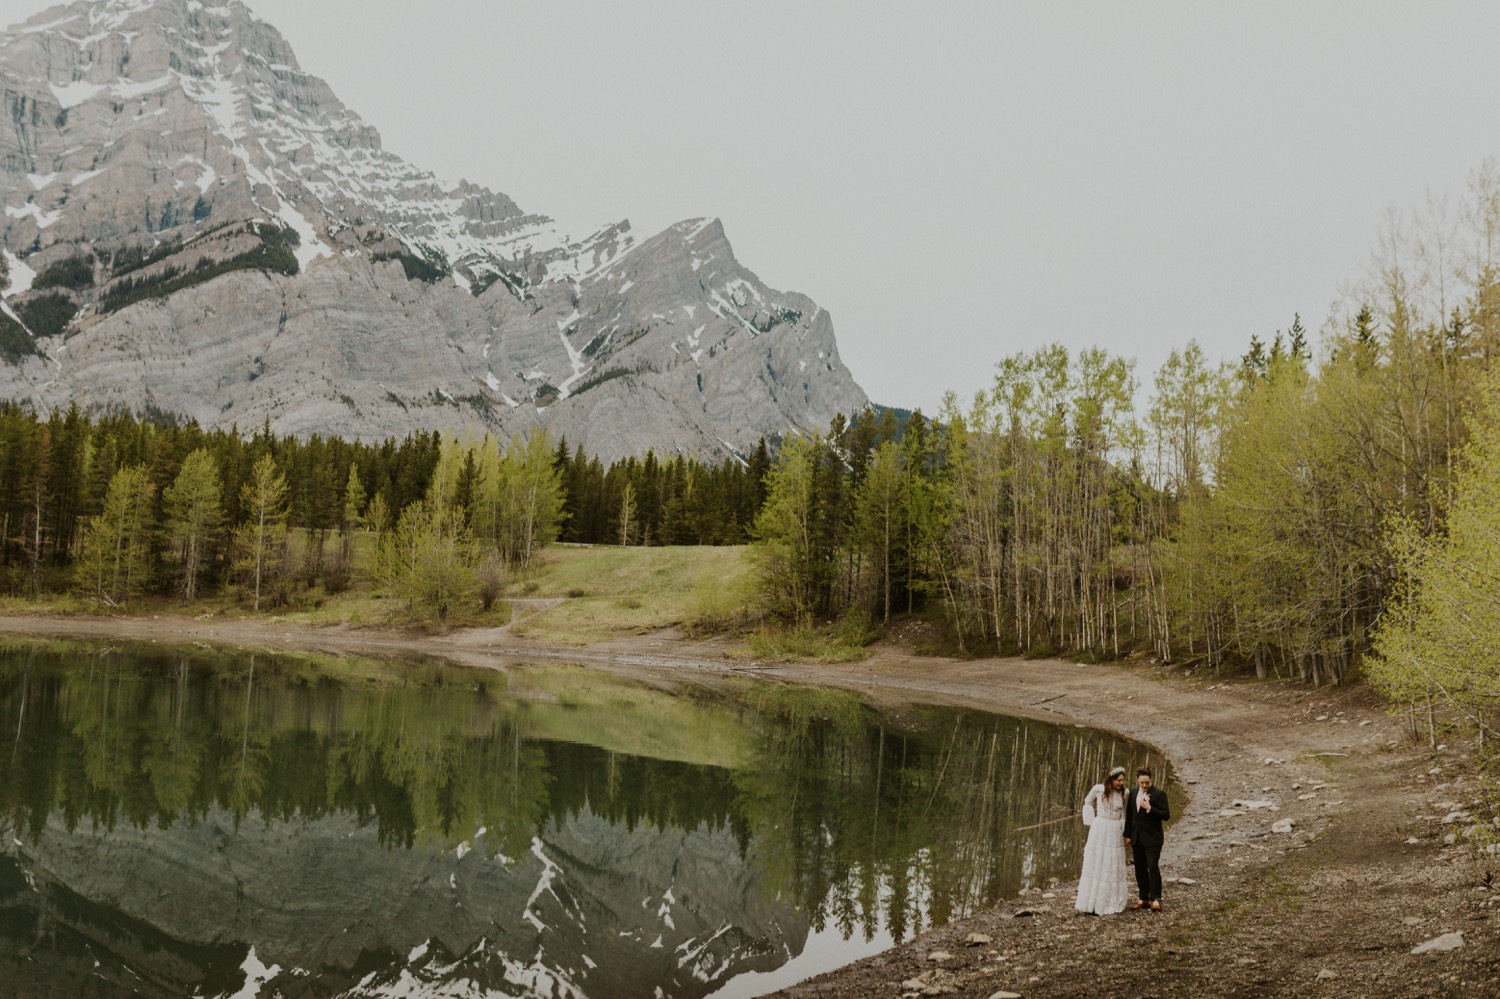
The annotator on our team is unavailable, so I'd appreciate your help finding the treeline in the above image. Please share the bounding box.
[753,163,1500,737]
[0,406,770,610]
[557,437,770,546]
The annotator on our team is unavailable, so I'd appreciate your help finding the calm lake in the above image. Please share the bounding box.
[0,642,1165,999]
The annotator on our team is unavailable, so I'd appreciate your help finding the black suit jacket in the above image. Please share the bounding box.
[1124,786,1170,848]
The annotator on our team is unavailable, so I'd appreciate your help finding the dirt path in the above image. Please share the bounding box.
[0,611,1494,997]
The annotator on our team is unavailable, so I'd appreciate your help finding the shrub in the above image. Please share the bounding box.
[322,547,352,595]
[477,553,506,611]
[832,608,879,647]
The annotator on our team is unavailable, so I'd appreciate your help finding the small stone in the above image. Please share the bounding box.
[1315,714,1328,721]
[1442,811,1471,824]
[1412,932,1465,954]
[1298,793,1318,800]
[1405,837,1420,845]
[1402,917,1423,926]
[1013,908,1039,918]
[1316,969,1338,980]
[1360,719,1373,726]
[966,933,993,946]
[1272,819,1295,834]
[987,993,1022,999]
[1236,957,1257,965]
[929,951,954,962]
[1444,833,1458,846]
[1177,877,1197,885]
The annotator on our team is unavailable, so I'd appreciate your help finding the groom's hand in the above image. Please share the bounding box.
[1123,837,1131,847]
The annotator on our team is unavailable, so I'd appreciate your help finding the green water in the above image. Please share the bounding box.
[0,641,1167,999]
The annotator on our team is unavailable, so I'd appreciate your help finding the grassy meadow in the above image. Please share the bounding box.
[0,533,769,648]
[506,542,758,644]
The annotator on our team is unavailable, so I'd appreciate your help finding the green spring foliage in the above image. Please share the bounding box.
[744,183,1500,749]
[0,404,772,616]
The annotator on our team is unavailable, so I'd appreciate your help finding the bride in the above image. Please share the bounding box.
[1075,766,1132,915]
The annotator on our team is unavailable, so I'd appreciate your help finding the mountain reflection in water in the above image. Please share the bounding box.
[0,643,1165,998]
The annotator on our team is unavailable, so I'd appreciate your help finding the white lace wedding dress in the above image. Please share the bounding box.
[1075,783,1131,914]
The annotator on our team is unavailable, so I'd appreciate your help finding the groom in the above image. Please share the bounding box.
[1123,766,1170,911]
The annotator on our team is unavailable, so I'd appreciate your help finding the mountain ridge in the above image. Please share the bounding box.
[0,0,867,461]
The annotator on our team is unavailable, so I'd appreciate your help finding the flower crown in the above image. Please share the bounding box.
[1107,766,1127,778]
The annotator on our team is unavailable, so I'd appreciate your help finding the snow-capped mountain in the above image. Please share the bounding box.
[0,0,867,460]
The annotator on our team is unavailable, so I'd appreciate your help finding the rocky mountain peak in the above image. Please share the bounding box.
[0,0,868,462]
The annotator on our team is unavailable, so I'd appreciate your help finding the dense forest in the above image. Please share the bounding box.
[0,407,767,614]
[748,165,1500,741]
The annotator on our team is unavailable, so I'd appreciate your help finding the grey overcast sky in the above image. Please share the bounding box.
[8,1,1500,413]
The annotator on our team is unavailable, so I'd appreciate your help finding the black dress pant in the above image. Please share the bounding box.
[1132,840,1163,900]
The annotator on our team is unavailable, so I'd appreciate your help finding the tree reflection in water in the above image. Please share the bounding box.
[732,684,1164,944]
[0,643,1167,998]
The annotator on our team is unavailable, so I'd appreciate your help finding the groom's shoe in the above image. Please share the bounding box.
[1150,900,1162,912]
[1131,901,1148,910]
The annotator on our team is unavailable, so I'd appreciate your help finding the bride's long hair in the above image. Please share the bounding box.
[1101,766,1127,806]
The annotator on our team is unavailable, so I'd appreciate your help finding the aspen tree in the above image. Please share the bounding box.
[74,465,155,604]
[163,448,223,603]
[234,454,289,611]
